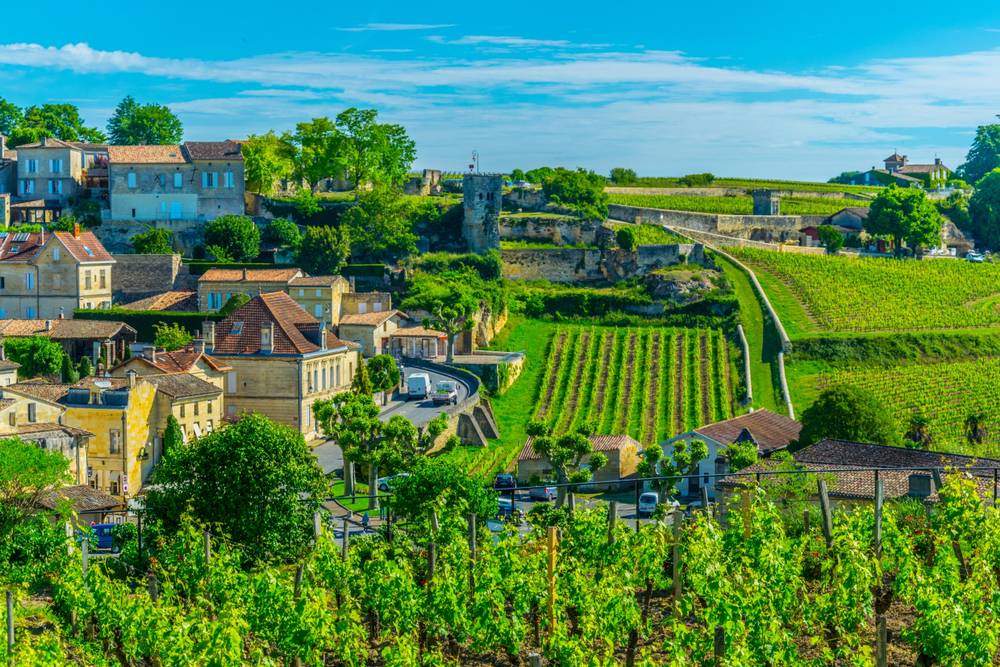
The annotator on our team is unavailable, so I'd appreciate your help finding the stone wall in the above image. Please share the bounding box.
[605,186,872,201]
[111,253,194,302]
[499,216,602,245]
[608,204,820,242]
[501,244,703,283]
[94,219,208,255]
[462,174,502,253]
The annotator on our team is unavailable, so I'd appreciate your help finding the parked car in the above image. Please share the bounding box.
[529,484,557,501]
[493,473,517,491]
[432,380,459,405]
[637,492,660,517]
[376,473,411,493]
[406,373,432,400]
[967,251,985,263]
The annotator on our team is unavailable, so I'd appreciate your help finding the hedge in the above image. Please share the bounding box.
[74,308,224,341]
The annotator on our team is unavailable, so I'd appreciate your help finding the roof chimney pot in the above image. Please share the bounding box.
[72,222,80,238]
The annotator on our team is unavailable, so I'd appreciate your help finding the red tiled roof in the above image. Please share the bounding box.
[795,438,1000,476]
[36,484,122,512]
[898,164,949,175]
[107,145,186,164]
[519,434,640,462]
[692,409,801,454]
[391,325,445,338]
[212,291,325,355]
[289,275,347,287]
[121,346,231,374]
[53,230,114,263]
[199,268,302,283]
[339,310,403,327]
[0,319,135,340]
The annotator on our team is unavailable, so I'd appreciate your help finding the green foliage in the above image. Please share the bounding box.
[281,117,344,190]
[790,331,1000,364]
[637,438,708,497]
[539,167,609,220]
[153,321,193,352]
[969,169,1000,250]
[147,413,327,561]
[403,269,506,321]
[336,107,416,190]
[262,217,301,249]
[935,190,970,230]
[959,123,1000,185]
[829,171,863,184]
[5,336,63,378]
[5,101,105,146]
[351,360,373,396]
[615,225,636,251]
[341,188,418,263]
[0,96,22,135]
[75,307,221,340]
[678,172,716,187]
[296,224,350,275]
[608,192,866,216]
[797,384,898,449]
[47,215,79,232]
[402,271,481,362]
[60,353,79,383]
[218,293,250,317]
[529,422,608,493]
[76,355,93,378]
[385,457,497,527]
[864,185,942,254]
[163,415,183,458]
[292,188,322,219]
[722,439,758,471]
[608,167,638,185]
[817,224,844,253]
[367,354,401,394]
[204,215,261,262]
[130,226,174,254]
[105,95,183,145]
[241,131,294,194]
[411,250,502,281]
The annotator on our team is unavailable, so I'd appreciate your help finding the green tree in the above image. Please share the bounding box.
[204,244,234,262]
[351,360,373,396]
[296,225,350,276]
[367,354,401,401]
[904,412,933,450]
[609,167,638,185]
[60,353,79,383]
[48,214,79,233]
[421,287,479,364]
[77,355,93,378]
[540,167,609,220]
[130,226,174,254]
[965,413,988,447]
[0,97,23,136]
[146,413,327,561]
[153,322,193,351]
[818,224,845,254]
[864,185,942,255]
[241,131,294,194]
[218,293,250,316]
[959,123,1000,185]
[384,458,497,534]
[796,384,898,449]
[292,188,321,220]
[5,337,63,378]
[162,414,184,457]
[968,169,1000,250]
[262,217,301,249]
[616,226,636,251]
[636,438,708,497]
[379,413,448,470]
[510,168,526,182]
[105,96,183,145]
[204,214,261,262]
[312,392,380,502]
[336,107,416,191]
[722,440,758,472]
[9,103,104,145]
[282,117,344,191]
[527,421,608,506]
[341,188,418,263]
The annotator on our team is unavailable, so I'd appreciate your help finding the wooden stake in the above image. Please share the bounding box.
[700,485,710,515]
[672,511,683,616]
[876,614,887,667]
[313,512,322,541]
[546,526,558,631]
[817,480,833,548]
[468,514,477,603]
[567,492,576,518]
[203,531,211,565]
[803,508,810,534]
[294,564,304,599]
[147,573,159,602]
[714,625,725,665]
[82,537,89,577]
[874,473,884,558]
[634,481,641,532]
[6,591,13,652]
[341,516,350,560]
[607,501,618,545]
[427,542,436,585]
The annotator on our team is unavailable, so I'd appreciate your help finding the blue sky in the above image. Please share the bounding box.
[3,1,1000,180]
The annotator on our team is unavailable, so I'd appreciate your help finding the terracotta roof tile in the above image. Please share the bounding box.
[182,141,243,161]
[5,382,73,404]
[795,438,1000,475]
[121,346,231,374]
[16,422,93,438]
[0,319,135,340]
[519,434,640,462]
[289,275,348,287]
[213,292,327,355]
[120,290,198,312]
[391,325,445,338]
[107,145,187,164]
[36,484,122,512]
[199,268,302,283]
[339,310,404,327]
[145,373,222,399]
[690,409,801,454]
[53,230,114,263]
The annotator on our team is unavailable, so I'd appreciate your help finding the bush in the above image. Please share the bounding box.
[413,250,503,281]
[297,225,350,275]
[538,167,609,220]
[678,173,715,187]
[616,226,636,251]
[609,167,638,185]
[75,307,222,340]
[262,217,301,249]
[153,322,193,351]
[204,215,261,262]
[817,225,844,254]
[5,337,63,378]
[131,226,174,254]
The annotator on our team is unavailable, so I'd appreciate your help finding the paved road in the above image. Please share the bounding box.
[378,364,470,427]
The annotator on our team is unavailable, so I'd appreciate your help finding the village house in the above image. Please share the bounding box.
[388,325,448,359]
[517,434,641,486]
[111,343,230,392]
[35,485,123,525]
[203,291,359,440]
[846,153,951,189]
[337,309,408,357]
[0,319,136,368]
[662,409,802,499]
[144,373,224,444]
[287,275,352,321]
[0,388,93,485]
[197,267,303,311]
[0,226,115,319]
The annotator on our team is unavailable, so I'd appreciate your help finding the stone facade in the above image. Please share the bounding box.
[499,215,601,245]
[752,189,780,215]
[462,174,502,253]
[607,203,814,242]
[94,218,208,255]
[501,243,703,283]
[14,138,86,205]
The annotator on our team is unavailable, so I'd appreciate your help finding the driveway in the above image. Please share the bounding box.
[378,364,471,428]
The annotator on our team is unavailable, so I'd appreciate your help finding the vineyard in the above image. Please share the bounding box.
[607,193,866,216]
[532,326,736,444]
[608,177,883,194]
[729,247,1000,333]
[7,475,1000,666]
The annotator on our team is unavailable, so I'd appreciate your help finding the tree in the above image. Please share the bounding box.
[637,438,708,497]
[796,385,898,449]
[965,413,988,447]
[5,337,63,378]
[60,353,79,383]
[8,103,104,146]
[262,217,301,250]
[379,413,448,470]
[609,167,638,185]
[105,96,183,145]
[510,168,526,182]
[336,107,416,191]
[367,354,401,402]
[312,392,381,500]
[282,117,344,191]
[153,322,193,351]
[130,226,174,254]
[241,131,294,194]
[616,226,636,251]
[292,188,321,220]
[204,244,234,262]
[968,169,1000,250]
[384,458,497,535]
[904,412,933,449]
[0,97,23,136]
[421,287,479,364]
[203,215,261,262]
[959,123,1000,185]
[296,225,350,275]
[527,421,608,506]
[340,188,418,263]
[817,225,844,254]
[218,293,250,316]
[863,185,942,255]
[163,415,184,457]
[539,167,609,220]
[146,413,327,561]
[351,360,373,396]
[48,214,79,233]
[77,355,93,378]
[722,440,757,472]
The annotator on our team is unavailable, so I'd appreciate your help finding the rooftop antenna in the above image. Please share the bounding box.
[469,150,479,174]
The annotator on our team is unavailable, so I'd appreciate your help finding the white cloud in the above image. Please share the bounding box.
[337,23,454,32]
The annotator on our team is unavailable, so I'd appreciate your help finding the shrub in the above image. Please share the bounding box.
[204,215,261,262]
[131,226,174,254]
[616,226,636,251]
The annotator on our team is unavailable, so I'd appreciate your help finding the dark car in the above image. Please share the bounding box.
[493,473,517,491]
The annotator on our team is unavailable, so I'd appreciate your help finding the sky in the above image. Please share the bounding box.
[3,1,1000,180]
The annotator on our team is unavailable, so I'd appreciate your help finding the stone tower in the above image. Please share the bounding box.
[463,173,503,253]
[751,189,780,216]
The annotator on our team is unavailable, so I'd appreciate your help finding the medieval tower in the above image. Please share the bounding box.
[462,173,503,253]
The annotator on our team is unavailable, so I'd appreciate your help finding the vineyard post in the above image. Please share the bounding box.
[874,473,884,557]
[567,492,576,519]
[5,590,12,653]
[65,521,73,556]
[700,485,710,515]
[293,563,305,667]
[341,517,350,560]
[634,480,641,533]
[817,480,833,549]
[607,501,618,545]
[147,572,159,602]
[993,468,998,506]
[546,526,558,631]
[741,492,751,540]
[672,510,683,616]
[82,536,89,578]
[713,625,725,665]
[313,512,322,541]
[137,512,143,563]
[428,509,438,586]
[528,653,542,667]
[203,531,211,565]
[468,514,477,603]
[876,615,887,667]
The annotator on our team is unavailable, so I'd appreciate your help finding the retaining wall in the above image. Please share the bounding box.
[605,186,872,200]
[499,216,602,246]
[111,253,195,302]
[608,204,826,241]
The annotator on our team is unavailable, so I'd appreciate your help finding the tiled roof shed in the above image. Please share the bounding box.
[519,435,640,462]
[692,409,801,454]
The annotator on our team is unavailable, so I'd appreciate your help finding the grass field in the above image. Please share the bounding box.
[607,193,866,216]
[729,248,1000,333]
[438,318,740,477]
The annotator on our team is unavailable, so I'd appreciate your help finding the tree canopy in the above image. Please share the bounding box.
[241,131,294,194]
[130,226,174,254]
[146,413,327,561]
[106,96,183,145]
[296,225,350,276]
[863,185,941,255]
[367,354,401,394]
[204,215,261,262]
[340,188,418,263]
[539,167,609,220]
[336,107,416,191]
[796,384,899,450]
[526,421,607,506]
[153,322,193,352]
[262,217,302,250]
[968,169,1000,250]
[959,123,1000,185]
[5,337,63,378]
[402,271,481,363]
[1,99,105,146]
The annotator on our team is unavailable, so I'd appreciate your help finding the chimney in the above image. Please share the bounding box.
[126,369,137,388]
[203,321,216,353]
[41,136,49,147]
[193,338,205,354]
[44,319,52,331]
[348,276,356,292]
[72,222,81,238]
[144,345,156,364]
[0,339,6,361]
[260,321,274,354]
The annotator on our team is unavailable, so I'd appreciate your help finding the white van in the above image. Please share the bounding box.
[406,373,432,400]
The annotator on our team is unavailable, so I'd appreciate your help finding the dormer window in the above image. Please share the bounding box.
[231,322,244,336]
[83,245,94,257]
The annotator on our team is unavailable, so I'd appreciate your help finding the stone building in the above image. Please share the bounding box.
[0,319,136,367]
[462,173,502,253]
[0,391,93,485]
[516,435,641,486]
[287,275,352,322]
[197,267,304,311]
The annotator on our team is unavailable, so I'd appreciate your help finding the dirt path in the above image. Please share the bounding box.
[590,334,615,423]
[557,331,591,431]
[536,331,568,419]
[722,334,735,418]
[616,334,638,433]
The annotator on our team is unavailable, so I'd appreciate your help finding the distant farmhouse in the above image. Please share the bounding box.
[847,153,951,189]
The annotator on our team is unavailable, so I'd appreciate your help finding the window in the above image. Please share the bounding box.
[335,364,341,386]
[109,429,121,454]
[25,273,33,290]
[49,159,62,174]
[26,306,35,318]
[100,271,106,289]
[314,304,323,317]
[313,369,318,393]
[373,302,383,312]
[298,289,304,297]
[315,289,322,297]
[160,201,167,217]
[110,480,120,496]
[52,248,59,261]
[127,172,137,189]
[207,401,212,414]
[358,303,367,314]
[202,172,218,188]
[193,422,202,438]
[224,171,235,188]
[27,403,36,423]
[158,174,166,187]
[8,411,14,426]
[227,372,237,394]
[322,367,327,389]
[206,419,214,432]
[231,321,244,336]
[19,180,34,194]
[173,172,183,188]
[25,159,37,173]
[84,271,92,290]
[194,402,200,416]
[47,180,62,194]
[180,404,185,418]
[131,208,136,218]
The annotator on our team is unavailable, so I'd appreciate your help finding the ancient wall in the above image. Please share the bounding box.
[501,244,704,283]
[503,187,547,210]
[604,186,872,201]
[608,204,810,241]
[94,219,207,255]
[111,253,194,302]
[499,216,602,245]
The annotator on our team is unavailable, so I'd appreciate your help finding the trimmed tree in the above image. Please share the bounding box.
[162,415,184,457]
[153,322,193,352]
[367,354,401,405]
[795,385,898,450]
[203,215,261,262]
[527,421,608,507]
[637,438,708,497]
[296,225,350,276]
[77,355,93,378]
[131,226,174,254]
[817,224,844,254]
[313,392,381,502]
[60,353,79,383]
[5,337,63,378]
[262,217,302,250]
[351,360,373,396]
